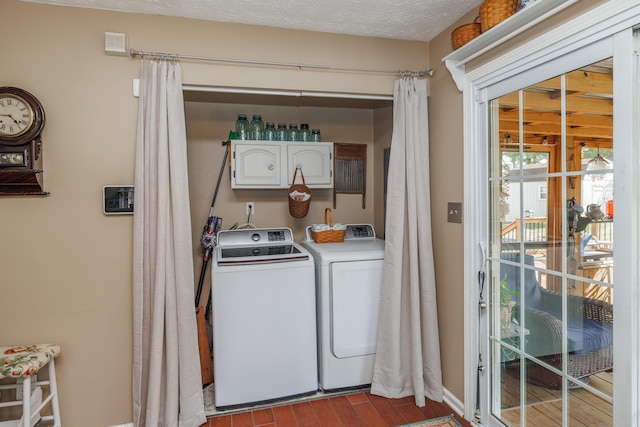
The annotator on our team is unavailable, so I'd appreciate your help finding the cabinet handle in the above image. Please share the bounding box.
[268,164,274,170]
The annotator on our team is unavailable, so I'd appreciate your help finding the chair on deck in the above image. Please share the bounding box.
[501,253,613,389]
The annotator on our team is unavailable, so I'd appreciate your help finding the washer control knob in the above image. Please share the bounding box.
[252,233,260,241]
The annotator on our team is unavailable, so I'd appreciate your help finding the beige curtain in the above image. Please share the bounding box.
[132,59,206,427]
[371,77,443,407]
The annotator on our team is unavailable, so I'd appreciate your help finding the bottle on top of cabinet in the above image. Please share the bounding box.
[288,123,300,141]
[300,123,311,142]
[264,122,277,141]
[235,114,250,140]
[276,123,288,141]
[250,114,265,140]
[311,128,321,142]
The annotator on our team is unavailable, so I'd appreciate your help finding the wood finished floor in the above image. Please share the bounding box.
[199,392,471,427]
[500,371,613,426]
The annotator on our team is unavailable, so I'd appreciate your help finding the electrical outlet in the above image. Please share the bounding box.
[246,202,255,215]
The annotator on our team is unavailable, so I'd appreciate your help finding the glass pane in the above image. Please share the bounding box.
[496,177,521,256]
[568,376,613,425]
[523,78,561,176]
[488,58,613,427]
[523,362,564,426]
[566,67,613,175]
[497,348,522,426]
[566,277,614,382]
[500,361,567,426]
[498,172,550,259]
[502,159,549,219]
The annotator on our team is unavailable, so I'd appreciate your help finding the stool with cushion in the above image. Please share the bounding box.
[0,344,61,427]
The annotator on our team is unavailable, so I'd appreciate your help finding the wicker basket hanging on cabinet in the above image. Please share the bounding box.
[451,17,481,50]
[479,0,518,33]
[288,167,311,218]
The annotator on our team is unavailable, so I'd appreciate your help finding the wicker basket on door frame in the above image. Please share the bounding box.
[479,0,518,33]
[288,167,311,218]
[451,17,481,50]
[312,208,345,243]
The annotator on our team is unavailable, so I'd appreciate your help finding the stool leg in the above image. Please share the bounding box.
[48,359,62,427]
[21,375,31,427]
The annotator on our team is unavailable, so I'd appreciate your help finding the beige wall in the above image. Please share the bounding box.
[427,9,478,402]
[1,1,430,426]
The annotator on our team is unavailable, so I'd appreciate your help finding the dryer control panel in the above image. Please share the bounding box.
[217,227,294,246]
[344,224,376,240]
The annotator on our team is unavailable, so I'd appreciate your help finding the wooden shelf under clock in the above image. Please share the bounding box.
[0,169,49,196]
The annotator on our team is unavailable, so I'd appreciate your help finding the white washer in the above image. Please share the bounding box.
[301,224,385,391]
[212,227,318,410]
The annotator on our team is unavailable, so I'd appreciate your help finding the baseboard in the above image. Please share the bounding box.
[108,423,134,427]
[443,388,482,426]
[442,387,465,418]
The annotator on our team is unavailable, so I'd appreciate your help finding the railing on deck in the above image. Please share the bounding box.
[583,220,614,250]
[501,217,547,243]
[501,217,614,250]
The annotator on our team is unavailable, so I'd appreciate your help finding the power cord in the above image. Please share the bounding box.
[237,204,255,229]
[246,203,253,224]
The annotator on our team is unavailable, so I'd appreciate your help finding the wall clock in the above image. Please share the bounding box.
[0,87,45,145]
[0,87,48,195]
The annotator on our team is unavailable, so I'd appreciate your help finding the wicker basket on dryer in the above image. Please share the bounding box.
[479,0,518,32]
[312,208,345,243]
[451,17,482,50]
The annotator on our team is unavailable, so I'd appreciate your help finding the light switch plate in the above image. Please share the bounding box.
[447,202,462,223]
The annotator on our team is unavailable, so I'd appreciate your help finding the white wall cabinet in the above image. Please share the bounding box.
[231,141,333,189]
[232,142,282,187]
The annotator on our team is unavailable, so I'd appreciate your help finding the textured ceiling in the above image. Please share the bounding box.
[21,0,481,42]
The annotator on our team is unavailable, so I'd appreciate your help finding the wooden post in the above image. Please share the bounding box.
[195,306,214,386]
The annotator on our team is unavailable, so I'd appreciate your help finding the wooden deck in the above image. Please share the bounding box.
[498,370,612,426]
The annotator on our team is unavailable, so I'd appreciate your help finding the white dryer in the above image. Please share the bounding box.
[301,224,385,391]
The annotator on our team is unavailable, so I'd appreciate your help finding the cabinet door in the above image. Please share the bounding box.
[232,142,283,188]
[287,143,333,188]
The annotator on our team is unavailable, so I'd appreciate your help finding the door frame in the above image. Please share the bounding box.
[453,3,640,425]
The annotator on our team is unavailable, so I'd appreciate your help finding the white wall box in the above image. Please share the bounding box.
[231,141,333,189]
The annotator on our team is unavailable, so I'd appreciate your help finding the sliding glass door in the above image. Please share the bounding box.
[453,5,640,425]
[486,61,614,425]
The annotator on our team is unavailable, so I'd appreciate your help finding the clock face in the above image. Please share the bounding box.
[0,94,34,138]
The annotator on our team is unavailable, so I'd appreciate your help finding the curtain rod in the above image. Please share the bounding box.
[129,48,433,78]
[181,84,394,101]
